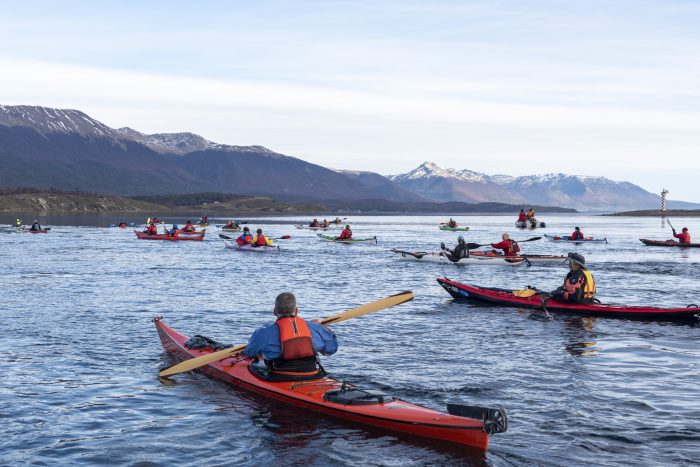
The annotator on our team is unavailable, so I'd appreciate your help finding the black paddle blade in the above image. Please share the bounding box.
[219,233,233,240]
[447,403,508,434]
[466,242,485,250]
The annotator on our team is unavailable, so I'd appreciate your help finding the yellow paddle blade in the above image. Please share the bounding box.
[512,289,539,298]
[159,343,247,378]
[158,291,414,378]
[320,291,414,325]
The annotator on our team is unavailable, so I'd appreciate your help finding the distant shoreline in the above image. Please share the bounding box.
[603,209,700,217]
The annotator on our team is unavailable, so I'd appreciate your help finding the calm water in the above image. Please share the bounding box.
[1,215,699,466]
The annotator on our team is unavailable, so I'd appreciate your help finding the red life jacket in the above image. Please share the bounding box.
[338,229,352,240]
[147,225,157,234]
[236,233,252,245]
[183,224,196,232]
[569,231,584,240]
[255,234,268,246]
[674,231,691,244]
[518,212,526,222]
[276,317,315,361]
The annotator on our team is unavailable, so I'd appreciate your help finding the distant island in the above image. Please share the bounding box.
[0,189,577,214]
[604,209,700,217]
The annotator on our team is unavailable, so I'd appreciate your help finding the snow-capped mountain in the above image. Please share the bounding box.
[391,162,699,211]
[0,105,115,139]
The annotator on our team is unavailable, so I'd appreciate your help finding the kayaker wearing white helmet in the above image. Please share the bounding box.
[245,292,338,381]
[441,235,469,261]
[551,253,596,303]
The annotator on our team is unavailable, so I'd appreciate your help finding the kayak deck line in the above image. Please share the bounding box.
[155,319,503,449]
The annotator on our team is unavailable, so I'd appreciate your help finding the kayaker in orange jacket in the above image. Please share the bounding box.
[337,225,352,240]
[243,292,338,380]
[673,227,691,244]
[569,227,584,240]
[182,220,197,232]
[551,253,596,303]
[144,222,158,235]
[252,229,273,246]
[236,227,254,245]
[491,233,520,256]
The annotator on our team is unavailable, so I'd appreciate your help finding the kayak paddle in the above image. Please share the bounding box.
[667,219,676,232]
[159,291,415,378]
[465,236,541,250]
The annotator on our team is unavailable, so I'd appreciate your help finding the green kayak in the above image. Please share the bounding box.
[439,225,469,232]
[317,233,377,244]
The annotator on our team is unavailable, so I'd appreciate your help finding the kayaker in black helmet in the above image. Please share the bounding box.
[30,220,42,231]
[551,253,596,303]
[244,292,338,381]
[569,226,584,241]
[440,235,469,261]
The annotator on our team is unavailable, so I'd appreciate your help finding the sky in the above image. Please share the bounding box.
[1,0,699,201]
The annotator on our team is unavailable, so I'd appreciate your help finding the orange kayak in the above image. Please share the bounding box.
[155,318,506,450]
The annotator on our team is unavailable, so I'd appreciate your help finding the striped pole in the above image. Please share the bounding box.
[661,189,668,212]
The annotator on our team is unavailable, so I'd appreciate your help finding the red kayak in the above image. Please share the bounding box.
[437,278,700,321]
[134,230,205,241]
[154,318,506,450]
[23,228,49,233]
[639,238,700,248]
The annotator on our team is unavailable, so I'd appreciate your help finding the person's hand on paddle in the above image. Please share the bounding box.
[440,242,446,250]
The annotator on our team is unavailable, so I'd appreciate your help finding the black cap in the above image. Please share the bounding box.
[567,252,585,267]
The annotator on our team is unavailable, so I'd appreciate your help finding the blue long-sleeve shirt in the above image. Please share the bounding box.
[243,320,338,359]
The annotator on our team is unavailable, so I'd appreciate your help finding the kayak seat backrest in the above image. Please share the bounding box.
[324,388,394,405]
[248,362,327,382]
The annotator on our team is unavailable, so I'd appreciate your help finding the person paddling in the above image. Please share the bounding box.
[168,224,180,237]
[224,219,239,229]
[118,221,128,228]
[672,227,691,245]
[244,292,338,381]
[252,228,273,246]
[550,253,596,304]
[490,233,520,256]
[337,224,352,240]
[29,220,42,232]
[569,226,584,241]
[447,218,458,228]
[517,210,527,223]
[15,218,23,228]
[441,235,469,260]
[332,217,343,224]
[526,208,535,220]
[309,218,320,227]
[144,221,158,235]
[236,227,254,245]
[181,220,196,232]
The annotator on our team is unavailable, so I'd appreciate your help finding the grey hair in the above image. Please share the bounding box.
[274,292,297,317]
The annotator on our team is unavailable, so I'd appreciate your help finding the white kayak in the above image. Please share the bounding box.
[224,240,280,252]
[544,234,607,244]
[391,249,525,266]
[317,233,377,244]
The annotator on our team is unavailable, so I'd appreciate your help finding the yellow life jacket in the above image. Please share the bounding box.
[582,270,596,299]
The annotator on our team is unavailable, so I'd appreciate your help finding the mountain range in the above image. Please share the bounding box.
[0,105,696,211]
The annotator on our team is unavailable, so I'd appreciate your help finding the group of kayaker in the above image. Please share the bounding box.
[146,216,163,224]
[309,217,343,228]
[223,220,240,229]
[235,226,274,246]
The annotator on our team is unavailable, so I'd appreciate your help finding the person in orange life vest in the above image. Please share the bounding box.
[447,218,458,228]
[236,226,254,245]
[182,220,197,232]
[168,224,180,237]
[252,228,273,246]
[551,253,596,304]
[526,208,535,220]
[672,227,691,245]
[244,292,338,379]
[309,218,320,227]
[569,226,584,240]
[490,233,520,256]
[517,209,527,222]
[337,224,352,240]
[144,222,158,235]
[118,221,128,228]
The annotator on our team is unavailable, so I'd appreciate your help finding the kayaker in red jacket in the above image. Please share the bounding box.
[551,253,596,303]
[447,218,458,228]
[252,228,273,246]
[517,210,526,222]
[337,225,352,240]
[673,227,691,244]
[144,222,158,235]
[182,220,197,232]
[244,292,338,381]
[236,227,254,245]
[569,227,584,240]
[309,219,320,227]
[491,233,520,256]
